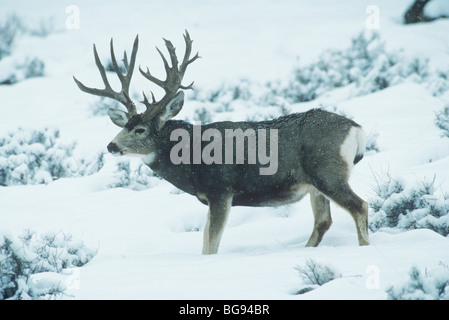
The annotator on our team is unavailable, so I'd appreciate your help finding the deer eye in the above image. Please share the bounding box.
[135,128,145,134]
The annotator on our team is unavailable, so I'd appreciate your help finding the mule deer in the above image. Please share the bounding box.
[74,31,369,254]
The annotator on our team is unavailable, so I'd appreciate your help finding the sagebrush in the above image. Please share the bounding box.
[0,127,104,186]
[0,230,97,300]
[295,259,341,286]
[0,13,52,84]
[387,263,449,300]
[435,105,449,138]
[369,174,449,236]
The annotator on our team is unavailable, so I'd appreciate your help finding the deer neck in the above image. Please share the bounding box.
[143,120,197,195]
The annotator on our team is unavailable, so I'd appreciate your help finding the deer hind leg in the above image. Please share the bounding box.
[340,187,369,246]
[322,183,369,246]
[306,188,332,247]
[202,193,233,255]
[311,169,369,246]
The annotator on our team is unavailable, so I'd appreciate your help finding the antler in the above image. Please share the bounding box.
[139,30,199,120]
[73,35,139,116]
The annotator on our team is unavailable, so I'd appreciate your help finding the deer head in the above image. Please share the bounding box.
[73,31,199,159]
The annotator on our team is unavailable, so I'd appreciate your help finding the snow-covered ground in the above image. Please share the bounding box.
[1,0,449,300]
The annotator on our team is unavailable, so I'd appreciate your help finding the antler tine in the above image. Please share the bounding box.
[180,30,200,75]
[155,45,173,88]
[141,90,157,108]
[138,30,199,117]
[73,35,139,116]
[73,44,111,96]
[139,39,178,92]
[140,65,165,89]
[163,38,179,73]
[123,50,129,70]
[179,30,199,91]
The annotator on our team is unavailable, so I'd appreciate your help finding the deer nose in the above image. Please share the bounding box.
[107,142,120,154]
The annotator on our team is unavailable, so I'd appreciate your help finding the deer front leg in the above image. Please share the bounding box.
[306,188,332,247]
[202,194,233,255]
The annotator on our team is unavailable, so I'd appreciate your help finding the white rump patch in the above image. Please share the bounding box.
[340,126,366,172]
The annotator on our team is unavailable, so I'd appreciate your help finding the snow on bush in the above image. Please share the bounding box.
[435,104,449,138]
[295,259,342,286]
[191,77,283,123]
[191,31,446,123]
[365,130,380,153]
[0,229,97,300]
[294,259,342,294]
[369,174,449,236]
[90,96,122,117]
[0,13,53,84]
[0,127,104,186]
[281,31,431,102]
[427,69,449,97]
[0,14,22,60]
[0,56,45,85]
[108,158,161,191]
[387,263,449,300]
[192,106,213,124]
[0,126,162,190]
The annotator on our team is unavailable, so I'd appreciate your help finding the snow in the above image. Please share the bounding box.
[1,0,449,300]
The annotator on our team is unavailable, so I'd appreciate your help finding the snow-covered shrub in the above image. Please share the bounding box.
[282,31,430,102]
[0,127,104,186]
[190,78,286,123]
[24,57,45,78]
[0,229,97,300]
[0,13,55,85]
[435,105,449,138]
[0,13,55,60]
[196,78,253,105]
[365,130,380,153]
[90,96,122,116]
[105,59,127,74]
[89,91,142,117]
[369,175,449,236]
[108,158,160,191]
[387,263,449,300]
[193,106,212,124]
[0,14,23,60]
[0,56,45,84]
[294,259,341,291]
[427,70,449,97]
[191,31,436,122]
[73,152,105,177]
[27,17,55,38]
[193,78,275,110]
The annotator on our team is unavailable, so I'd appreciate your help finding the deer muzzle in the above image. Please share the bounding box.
[107,142,123,155]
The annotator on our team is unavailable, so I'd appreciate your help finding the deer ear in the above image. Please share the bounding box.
[159,91,184,124]
[107,108,129,128]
